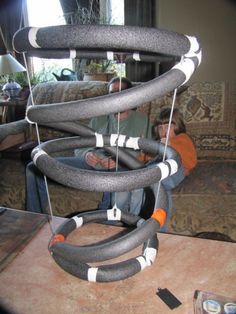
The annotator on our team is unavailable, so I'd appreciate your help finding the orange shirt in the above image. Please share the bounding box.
[170,133,197,176]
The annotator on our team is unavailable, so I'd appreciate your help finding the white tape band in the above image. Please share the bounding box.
[136,256,147,270]
[72,216,83,228]
[133,52,141,61]
[184,49,202,68]
[110,134,118,146]
[25,106,35,124]
[107,208,121,221]
[166,159,178,176]
[158,162,170,180]
[118,135,126,147]
[195,50,202,65]
[28,27,40,48]
[173,58,195,84]
[107,51,114,60]
[144,248,157,266]
[69,49,76,59]
[88,267,98,282]
[185,35,200,54]
[95,133,104,147]
[125,137,140,150]
[33,149,47,165]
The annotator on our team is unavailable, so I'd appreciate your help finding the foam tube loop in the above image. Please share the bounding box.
[26,48,176,63]
[51,235,157,282]
[49,210,159,282]
[13,25,192,55]
[51,218,159,263]
[49,188,167,265]
[31,135,181,192]
[25,69,186,123]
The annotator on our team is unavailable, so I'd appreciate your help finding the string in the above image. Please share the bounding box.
[113,57,123,208]
[22,52,56,236]
[154,87,178,210]
[0,27,7,52]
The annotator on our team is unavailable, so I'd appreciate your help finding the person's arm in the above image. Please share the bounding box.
[74,116,116,169]
[170,133,197,176]
[73,117,98,161]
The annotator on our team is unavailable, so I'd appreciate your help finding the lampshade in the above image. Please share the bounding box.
[0,53,26,75]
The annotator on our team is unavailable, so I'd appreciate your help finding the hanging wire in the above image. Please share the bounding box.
[113,59,123,208]
[115,75,122,171]
[154,87,178,210]
[0,27,7,52]
[22,52,56,236]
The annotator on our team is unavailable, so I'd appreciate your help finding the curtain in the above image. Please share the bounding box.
[0,0,26,64]
[124,0,156,82]
[59,0,100,24]
[59,0,78,17]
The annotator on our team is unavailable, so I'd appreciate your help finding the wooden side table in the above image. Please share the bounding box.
[0,98,27,123]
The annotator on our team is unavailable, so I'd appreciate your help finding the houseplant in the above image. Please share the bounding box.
[83,60,116,81]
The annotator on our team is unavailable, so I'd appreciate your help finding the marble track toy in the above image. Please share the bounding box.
[13,25,201,282]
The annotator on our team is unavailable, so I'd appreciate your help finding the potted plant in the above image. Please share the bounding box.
[83,60,116,81]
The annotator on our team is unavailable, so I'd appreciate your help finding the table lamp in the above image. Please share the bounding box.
[0,53,26,99]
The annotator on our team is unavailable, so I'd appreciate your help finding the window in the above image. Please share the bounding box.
[26,0,72,81]
[26,0,125,80]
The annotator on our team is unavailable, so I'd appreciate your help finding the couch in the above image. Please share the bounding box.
[0,80,235,241]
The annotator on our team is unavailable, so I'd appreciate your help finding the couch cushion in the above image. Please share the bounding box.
[29,81,108,106]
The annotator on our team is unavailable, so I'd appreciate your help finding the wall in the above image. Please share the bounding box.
[156,0,236,83]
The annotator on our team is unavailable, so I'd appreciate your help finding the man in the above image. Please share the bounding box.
[26,77,152,214]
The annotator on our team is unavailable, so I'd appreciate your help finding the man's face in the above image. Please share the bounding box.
[157,123,176,139]
[109,82,127,94]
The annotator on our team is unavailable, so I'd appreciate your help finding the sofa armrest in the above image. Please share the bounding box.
[0,119,29,151]
[0,119,28,142]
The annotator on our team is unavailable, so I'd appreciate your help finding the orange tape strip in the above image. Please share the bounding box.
[50,234,65,246]
[151,208,167,227]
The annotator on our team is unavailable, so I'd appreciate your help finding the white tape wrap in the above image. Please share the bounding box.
[28,27,40,48]
[166,159,178,176]
[107,208,122,221]
[184,50,202,66]
[33,149,47,165]
[72,216,83,228]
[107,51,114,60]
[133,52,141,61]
[95,133,104,147]
[117,134,126,147]
[158,162,170,180]
[110,134,118,146]
[88,267,98,282]
[195,50,202,65]
[136,256,147,270]
[173,58,195,84]
[25,106,35,124]
[69,49,76,59]
[125,137,140,150]
[185,35,200,53]
[144,248,157,266]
